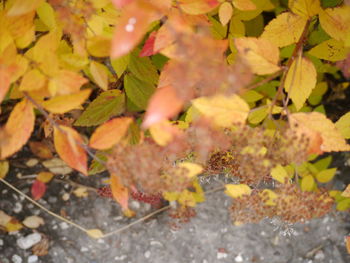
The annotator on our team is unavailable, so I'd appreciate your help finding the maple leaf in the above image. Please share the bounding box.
[53,126,88,175]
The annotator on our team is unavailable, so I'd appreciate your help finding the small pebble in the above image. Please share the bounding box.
[217,252,228,259]
[59,222,69,230]
[144,251,151,258]
[315,250,325,260]
[11,254,22,263]
[114,255,127,261]
[234,254,243,262]
[17,233,42,249]
[27,255,38,263]
[62,193,70,201]
[130,201,140,210]
[81,247,88,252]
[13,202,23,213]
[0,239,3,246]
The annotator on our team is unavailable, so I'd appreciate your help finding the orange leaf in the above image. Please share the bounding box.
[28,141,53,159]
[53,125,88,175]
[110,173,135,216]
[36,172,54,183]
[31,179,46,200]
[139,31,157,57]
[89,117,133,150]
[346,236,350,254]
[50,70,88,96]
[0,99,35,159]
[42,89,91,114]
[110,1,156,58]
[142,86,184,129]
[112,0,134,8]
[7,0,43,16]
[0,64,17,103]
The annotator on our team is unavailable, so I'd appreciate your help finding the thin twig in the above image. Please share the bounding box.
[23,92,106,166]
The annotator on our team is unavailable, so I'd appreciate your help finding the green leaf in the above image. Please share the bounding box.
[248,107,268,124]
[209,16,228,40]
[335,112,350,139]
[336,198,350,211]
[111,54,130,78]
[313,156,333,171]
[75,90,125,126]
[88,151,108,175]
[316,168,337,183]
[128,50,159,85]
[241,90,263,102]
[301,175,315,192]
[124,74,155,110]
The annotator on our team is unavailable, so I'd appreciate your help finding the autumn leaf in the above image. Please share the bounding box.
[50,70,88,96]
[235,37,281,75]
[179,0,220,15]
[28,141,53,159]
[225,184,252,198]
[271,165,290,184]
[301,175,315,191]
[89,61,109,90]
[7,0,43,16]
[289,112,350,153]
[0,64,17,103]
[53,125,88,175]
[0,161,9,179]
[319,6,350,44]
[37,171,54,183]
[261,12,308,48]
[110,173,135,217]
[87,36,111,58]
[111,0,133,8]
[86,229,104,239]
[31,179,47,200]
[139,31,157,57]
[110,1,156,58]
[232,0,256,11]
[191,94,250,128]
[288,0,321,18]
[142,86,184,129]
[89,117,133,150]
[124,74,155,110]
[0,99,35,159]
[284,56,317,110]
[149,120,182,146]
[219,2,233,26]
[335,112,350,139]
[308,39,349,62]
[42,89,91,114]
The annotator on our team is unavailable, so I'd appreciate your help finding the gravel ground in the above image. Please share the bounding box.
[1,162,350,263]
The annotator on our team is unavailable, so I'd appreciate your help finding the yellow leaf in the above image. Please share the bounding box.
[89,61,109,91]
[0,99,35,159]
[335,112,350,139]
[225,184,252,198]
[191,94,250,128]
[290,112,350,152]
[89,117,133,150]
[86,229,104,239]
[179,0,220,15]
[288,0,321,18]
[5,219,23,232]
[110,173,131,212]
[248,107,268,124]
[301,175,315,191]
[232,0,256,11]
[36,171,54,183]
[271,165,290,184]
[178,162,203,178]
[73,187,89,198]
[149,121,176,146]
[235,37,280,75]
[36,2,56,30]
[319,6,350,44]
[163,191,180,202]
[219,2,233,26]
[178,189,197,207]
[315,168,336,183]
[342,184,350,198]
[7,0,43,16]
[260,189,277,206]
[284,56,317,110]
[261,12,308,47]
[346,236,350,254]
[87,36,111,57]
[15,25,35,49]
[19,69,46,91]
[0,161,9,179]
[42,89,91,114]
[308,38,349,62]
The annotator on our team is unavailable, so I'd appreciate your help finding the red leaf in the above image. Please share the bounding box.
[139,31,157,57]
[31,180,47,200]
[110,1,156,58]
[142,86,184,129]
[53,125,88,175]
